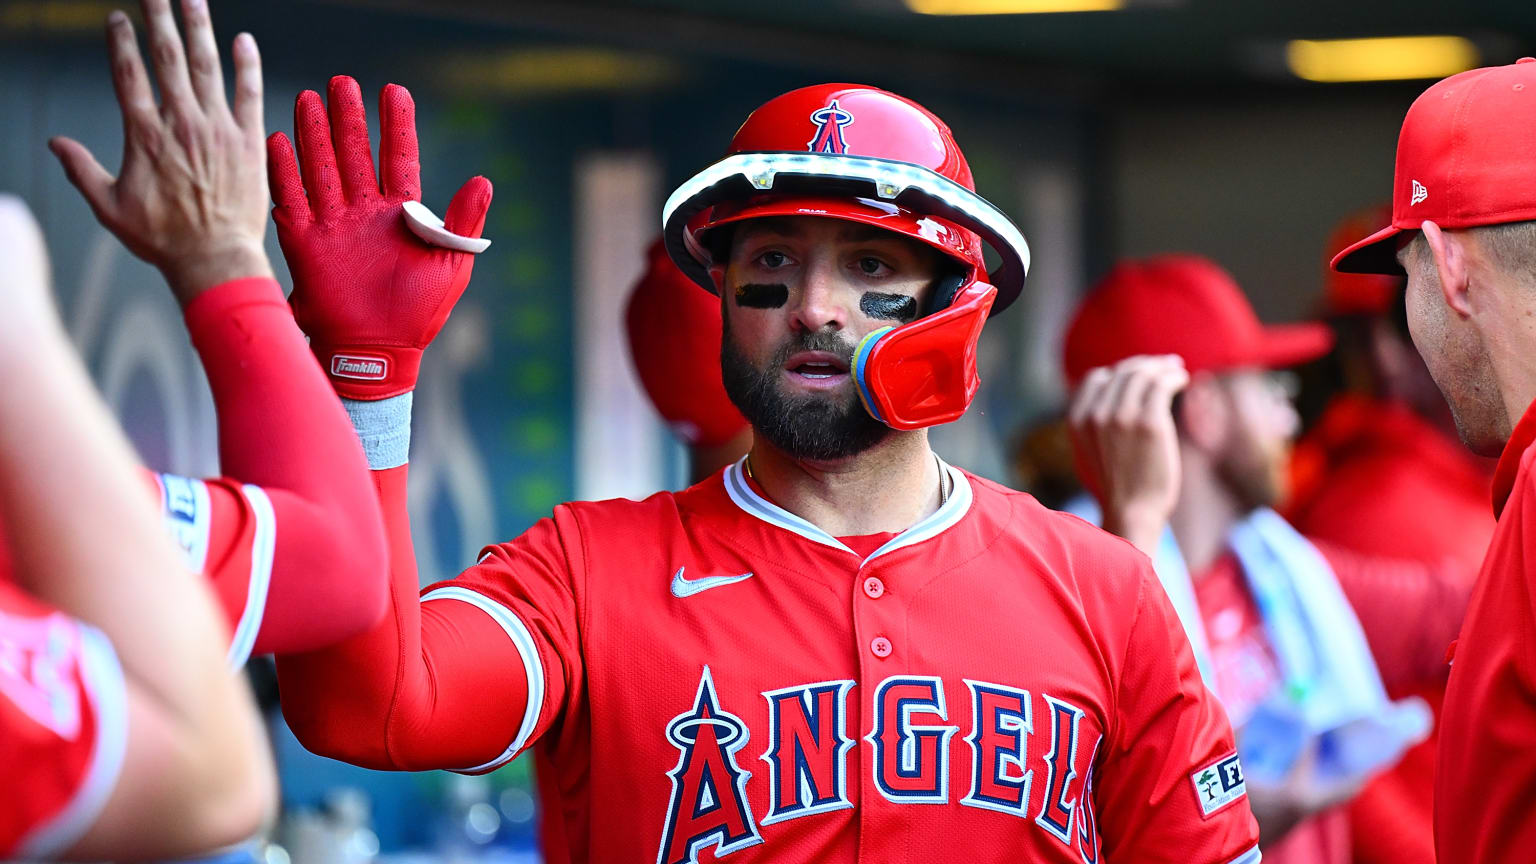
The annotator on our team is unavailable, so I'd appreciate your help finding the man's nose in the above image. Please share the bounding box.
[789,259,849,333]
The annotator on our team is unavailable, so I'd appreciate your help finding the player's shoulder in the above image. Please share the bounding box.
[555,469,730,529]
[963,471,1153,574]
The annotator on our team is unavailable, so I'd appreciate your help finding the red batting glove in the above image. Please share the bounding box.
[267,75,492,400]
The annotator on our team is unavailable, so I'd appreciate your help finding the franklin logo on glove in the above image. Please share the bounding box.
[331,355,389,381]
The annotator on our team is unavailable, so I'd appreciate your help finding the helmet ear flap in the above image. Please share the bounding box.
[924,270,969,317]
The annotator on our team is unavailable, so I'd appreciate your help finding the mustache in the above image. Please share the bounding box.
[771,330,856,367]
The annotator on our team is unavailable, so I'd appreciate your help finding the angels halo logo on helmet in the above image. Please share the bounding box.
[662,83,1031,431]
[808,100,854,154]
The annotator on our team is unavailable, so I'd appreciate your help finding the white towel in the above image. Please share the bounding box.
[1066,498,1429,781]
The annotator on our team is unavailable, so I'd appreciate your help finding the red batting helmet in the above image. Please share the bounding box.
[661,83,1031,430]
[626,238,747,447]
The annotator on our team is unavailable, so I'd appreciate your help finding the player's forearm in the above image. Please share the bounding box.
[184,276,389,652]
[68,679,276,860]
[184,276,381,526]
[276,466,529,770]
[0,320,230,718]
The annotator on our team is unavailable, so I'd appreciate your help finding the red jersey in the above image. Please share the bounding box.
[0,581,126,859]
[1437,400,1536,864]
[149,473,275,669]
[1288,397,1491,864]
[282,461,1259,864]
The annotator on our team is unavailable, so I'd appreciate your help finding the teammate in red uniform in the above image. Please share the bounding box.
[1287,210,1492,864]
[265,79,1259,863]
[1331,56,1536,864]
[0,198,274,859]
[627,237,752,482]
[45,0,387,664]
[1,0,393,854]
[1064,255,1467,863]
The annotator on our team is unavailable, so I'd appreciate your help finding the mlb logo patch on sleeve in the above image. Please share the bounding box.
[1190,754,1246,817]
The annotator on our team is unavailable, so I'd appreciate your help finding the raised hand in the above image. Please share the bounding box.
[1067,354,1190,556]
[49,0,272,306]
[268,75,492,401]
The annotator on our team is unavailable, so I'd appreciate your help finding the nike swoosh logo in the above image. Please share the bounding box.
[670,567,754,598]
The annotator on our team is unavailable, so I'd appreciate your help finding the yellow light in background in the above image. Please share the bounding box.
[907,0,1122,14]
[0,1,118,33]
[438,49,680,97]
[1287,36,1479,83]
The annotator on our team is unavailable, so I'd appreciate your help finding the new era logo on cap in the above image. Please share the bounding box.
[331,354,389,381]
[1411,179,1428,206]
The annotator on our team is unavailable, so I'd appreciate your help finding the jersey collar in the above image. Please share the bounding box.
[1493,397,1536,517]
[722,456,973,566]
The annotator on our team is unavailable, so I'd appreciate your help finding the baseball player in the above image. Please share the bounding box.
[0,0,396,853]
[1330,56,1536,864]
[1063,255,1469,863]
[1287,210,1492,864]
[265,79,1260,863]
[0,197,275,859]
[43,0,390,666]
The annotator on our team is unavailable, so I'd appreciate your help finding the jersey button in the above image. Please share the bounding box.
[871,636,892,658]
[863,576,885,599]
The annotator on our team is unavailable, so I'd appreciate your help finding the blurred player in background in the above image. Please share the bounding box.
[1330,57,1536,864]
[1064,254,1468,862]
[1287,209,1491,864]
[0,196,275,859]
[626,237,751,482]
[263,78,1259,864]
[46,0,387,665]
[3,0,398,853]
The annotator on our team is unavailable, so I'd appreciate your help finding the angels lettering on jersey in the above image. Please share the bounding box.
[657,666,1105,864]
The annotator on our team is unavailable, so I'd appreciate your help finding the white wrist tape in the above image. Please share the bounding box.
[342,392,413,470]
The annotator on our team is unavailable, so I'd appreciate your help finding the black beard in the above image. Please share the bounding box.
[720,319,890,462]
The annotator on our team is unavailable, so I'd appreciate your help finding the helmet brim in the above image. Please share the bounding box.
[663,151,1029,314]
[700,194,979,277]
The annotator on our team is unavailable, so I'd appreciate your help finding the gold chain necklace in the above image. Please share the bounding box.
[743,454,951,507]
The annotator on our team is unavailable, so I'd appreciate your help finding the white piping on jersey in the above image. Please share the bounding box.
[17,624,129,858]
[421,586,545,774]
[722,456,973,567]
[1225,845,1263,864]
[225,485,276,670]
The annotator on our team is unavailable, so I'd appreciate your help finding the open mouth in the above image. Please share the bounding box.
[784,351,850,383]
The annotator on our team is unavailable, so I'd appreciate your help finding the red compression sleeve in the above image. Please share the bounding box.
[183,278,386,654]
[275,466,529,770]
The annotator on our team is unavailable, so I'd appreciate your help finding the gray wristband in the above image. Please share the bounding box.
[342,392,412,470]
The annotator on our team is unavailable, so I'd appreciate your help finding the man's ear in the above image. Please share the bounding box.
[1422,220,1472,319]
[1178,373,1229,454]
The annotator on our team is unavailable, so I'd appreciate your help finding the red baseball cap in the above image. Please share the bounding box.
[1333,57,1536,275]
[625,238,747,447]
[1063,254,1334,386]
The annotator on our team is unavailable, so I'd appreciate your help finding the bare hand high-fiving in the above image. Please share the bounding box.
[1067,354,1190,556]
[49,0,272,306]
